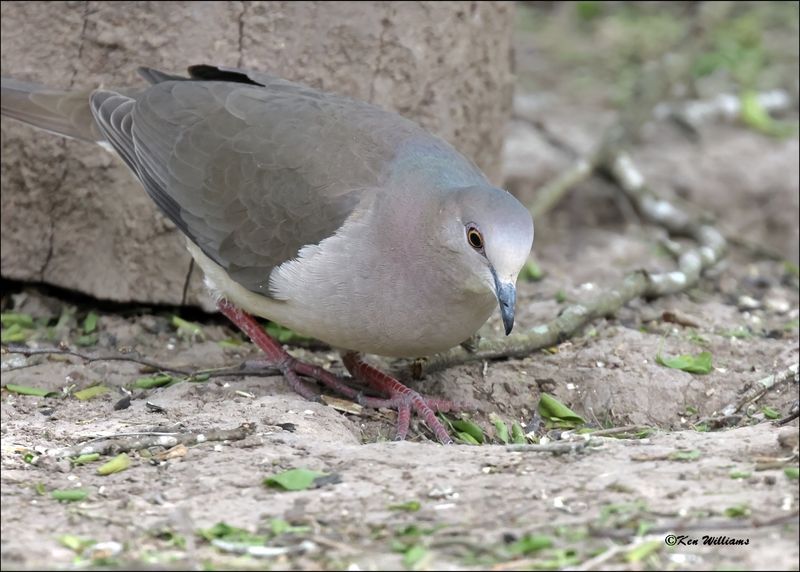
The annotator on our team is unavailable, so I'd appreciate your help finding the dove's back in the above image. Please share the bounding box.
[2,66,485,294]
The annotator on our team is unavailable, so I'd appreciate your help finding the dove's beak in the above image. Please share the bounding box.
[491,269,516,335]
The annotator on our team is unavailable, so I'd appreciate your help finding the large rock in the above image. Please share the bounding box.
[1,1,514,308]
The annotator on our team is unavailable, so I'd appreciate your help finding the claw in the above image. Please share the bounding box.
[217,300,466,444]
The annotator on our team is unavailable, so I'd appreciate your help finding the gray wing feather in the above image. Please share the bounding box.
[90,69,425,294]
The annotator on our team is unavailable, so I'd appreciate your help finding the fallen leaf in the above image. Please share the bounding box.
[656,351,712,374]
[264,468,330,491]
[73,385,108,401]
[97,453,131,475]
[51,489,88,502]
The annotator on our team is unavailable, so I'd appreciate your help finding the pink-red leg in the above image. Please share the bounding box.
[217,300,358,400]
[218,299,464,444]
[342,352,456,444]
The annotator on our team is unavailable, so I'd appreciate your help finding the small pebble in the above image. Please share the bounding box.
[737,295,761,310]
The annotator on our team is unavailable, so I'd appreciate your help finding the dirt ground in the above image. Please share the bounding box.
[2,4,799,571]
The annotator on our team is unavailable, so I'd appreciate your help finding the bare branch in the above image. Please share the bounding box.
[2,345,282,378]
[47,422,257,458]
[2,345,193,375]
[720,363,800,416]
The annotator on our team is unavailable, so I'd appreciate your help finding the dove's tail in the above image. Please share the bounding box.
[0,77,105,144]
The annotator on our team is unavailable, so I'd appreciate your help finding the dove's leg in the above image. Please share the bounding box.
[217,300,459,444]
[217,300,359,400]
[341,352,456,444]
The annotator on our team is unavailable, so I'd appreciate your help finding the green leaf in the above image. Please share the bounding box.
[509,534,553,555]
[171,315,205,340]
[83,312,99,334]
[626,540,661,563]
[0,312,34,328]
[729,470,751,480]
[687,331,710,347]
[451,418,484,444]
[555,290,567,304]
[34,482,46,495]
[72,453,101,466]
[724,504,750,518]
[761,406,780,420]
[218,337,244,348]
[493,419,510,444]
[740,90,796,138]
[536,548,580,569]
[669,449,701,462]
[154,529,187,548]
[73,385,108,401]
[1,323,33,343]
[521,259,544,282]
[51,489,88,502]
[436,413,455,431]
[59,534,96,552]
[97,453,131,475]
[656,351,712,374]
[265,322,313,344]
[76,333,99,347]
[4,384,57,397]
[784,467,799,480]
[511,421,527,444]
[636,521,655,537]
[389,500,421,512]
[722,326,752,339]
[576,1,603,21]
[134,374,176,389]
[264,468,328,491]
[268,518,311,536]
[456,432,480,445]
[198,522,267,545]
[537,393,586,427]
[403,544,428,569]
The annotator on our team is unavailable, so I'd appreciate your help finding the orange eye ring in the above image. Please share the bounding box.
[467,226,484,251]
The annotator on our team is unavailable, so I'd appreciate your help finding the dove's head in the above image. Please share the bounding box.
[437,185,534,335]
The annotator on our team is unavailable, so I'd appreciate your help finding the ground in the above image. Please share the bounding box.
[1,3,799,571]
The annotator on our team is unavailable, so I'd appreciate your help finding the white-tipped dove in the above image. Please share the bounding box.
[1,65,534,443]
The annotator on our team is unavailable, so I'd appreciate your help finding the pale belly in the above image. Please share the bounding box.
[188,241,497,358]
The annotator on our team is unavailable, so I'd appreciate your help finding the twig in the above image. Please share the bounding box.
[47,422,256,458]
[529,154,597,219]
[776,405,799,426]
[505,440,593,454]
[584,425,653,438]
[726,234,789,262]
[1,344,282,378]
[211,539,315,558]
[3,345,193,375]
[720,363,799,416]
[693,414,743,430]
[567,537,657,571]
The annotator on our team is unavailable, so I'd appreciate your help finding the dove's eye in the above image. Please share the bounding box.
[466,224,484,252]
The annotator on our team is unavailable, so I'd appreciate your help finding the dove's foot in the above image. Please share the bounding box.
[217,300,460,444]
[342,352,458,444]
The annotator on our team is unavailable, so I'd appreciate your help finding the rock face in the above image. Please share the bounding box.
[1,1,514,308]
